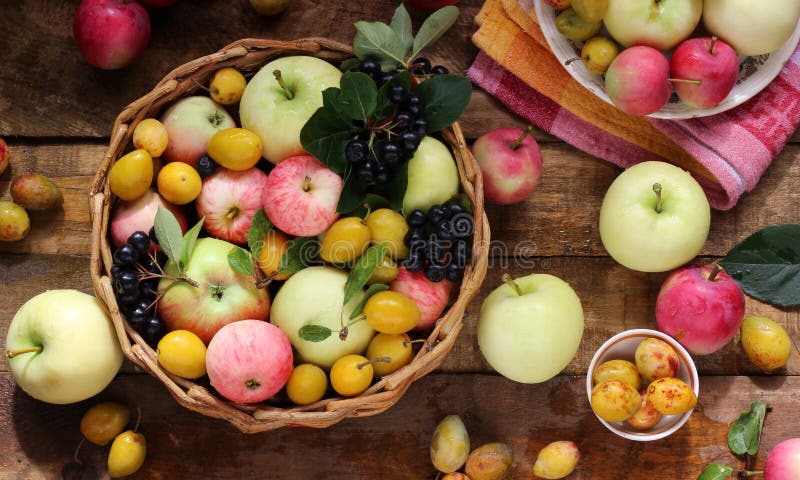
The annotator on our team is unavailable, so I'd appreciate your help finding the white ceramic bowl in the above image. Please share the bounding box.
[586,329,699,441]
[533,0,800,119]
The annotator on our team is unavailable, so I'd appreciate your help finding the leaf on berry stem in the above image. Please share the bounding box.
[386,161,409,213]
[247,209,272,260]
[228,246,255,277]
[180,217,205,269]
[390,4,413,57]
[375,70,412,122]
[278,237,320,276]
[300,88,356,175]
[154,206,184,271]
[338,72,378,123]
[696,464,735,480]
[728,401,771,456]
[298,324,333,342]
[339,57,361,73]
[413,74,472,133]
[411,5,459,58]
[353,21,407,71]
[349,283,390,320]
[337,171,369,214]
[343,244,388,306]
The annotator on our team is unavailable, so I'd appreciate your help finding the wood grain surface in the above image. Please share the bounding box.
[1,0,799,478]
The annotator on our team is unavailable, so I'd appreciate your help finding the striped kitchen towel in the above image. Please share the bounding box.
[467,0,800,210]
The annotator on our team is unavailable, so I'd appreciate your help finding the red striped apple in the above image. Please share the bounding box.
[471,127,542,205]
[195,167,269,245]
[110,188,188,251]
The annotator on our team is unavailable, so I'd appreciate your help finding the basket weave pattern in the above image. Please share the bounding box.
[89,38,489,433]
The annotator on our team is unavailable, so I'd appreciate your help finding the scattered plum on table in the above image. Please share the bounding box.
[431,415,470,473]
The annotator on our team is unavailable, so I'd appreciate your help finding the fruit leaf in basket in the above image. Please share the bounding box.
[374,70,412,122]
[337,72,378,123]
[349,283,390,320]
[278,237,320,276]
[227,246,255,277]
[413,74,472,133]
[154,206,185,269]
[180,217,205,269]
[246,208,272,260]
[343,243,388,306]
[300,87,358,175]
[298,324,334,343]
[728,401,771,456]
[338,173,370,214]
[390,3,414,54]
[385,161,409,212]
[354,21,408,72]
[719,224,800,307]
[411,6,459,59]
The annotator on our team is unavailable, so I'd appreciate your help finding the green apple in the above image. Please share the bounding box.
[603,0,702,50]
[158,237,271,345]
[703,0,800,56]
[599,161,710,273]
[477,274,584,384]
[239,56,342,164]
[5,290,123,404]
[269,266,374,369]
[402,136,460,213]
[249,0,290,15]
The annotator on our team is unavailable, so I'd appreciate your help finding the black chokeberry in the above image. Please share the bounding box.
[143,317,166,345]
[195,154,216,178]
[446,263,464,282]
[345,139,368,164]
[431,65,450,75]
[403,251,426,272]
[435,225,453,243]
[425,264,447,282]
[379,142,402,169]
[425,241,448,263]
[412,118,428,135]
[113,244,139,266]
[390,84,407,104]
[356,166,375,183]
[407,104,422,116]
[116,291,140,310]
[374,165,390,185]
[378,72,395,86]
[411,57,432,75]
[427,205,447,225]
[404,94,422,109]
[115,271,139,295]
[127,231,150,256]
[407,209,427,228]
[149,226,159,245]
[403,228,426,249]
[401,131,421,153]
[453,239,470,267]
[127,307,148,330]
[394,112,413,131]
[110,264,122,279]
[446,202,467,217]
[451,214,475,239]
[358,59,381,76]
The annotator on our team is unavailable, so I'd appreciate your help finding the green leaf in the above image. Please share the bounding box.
[247,209,272,260]
[375,70,411,122]
[346,193,392,218]
[386,160,409,212]
[719,224,800,307]
[413,74,472,133]
[278,237,319,276]
[390,4,413,56]
[353,21,406,71]
[339,57,361,73]
[728,401,770,456]
[227,246,255,276]
[338,72,378,122]
[349,283,390,320]
[696,464,735,480]
[154,206,184,269]
[299,92,356,175]
[411,5,459,58]
[337,171,369,214]
[298,324,333,343]
[343,244,388,306]
[179,217,205,269]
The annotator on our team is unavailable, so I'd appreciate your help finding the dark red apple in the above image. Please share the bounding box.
[73,0,150,70]
[670,37,739,109]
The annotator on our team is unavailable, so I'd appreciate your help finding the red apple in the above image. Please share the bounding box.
[195,167,269,245]
[138,0,177,7]
[670,37,738,109]
[206,320,293,403]
[605,46,672,116]
[109,188,187,251]
[655,264,745,355]
[262,155,343,237]
[73,0,150,70]
[0,138,9,176]
[471,127,542,205]
[157,238,271,344]
[160,96,236,167]
[390,266,451,331]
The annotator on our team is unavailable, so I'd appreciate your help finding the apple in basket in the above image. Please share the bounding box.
[73,0,151,70]
[670,37,739,109]
[603,0,702,51]
[703,0,800,56]
[239,56,342,164]
[110,188,188,251]
[160,96,236,166]
[195,167,269,245]
[157,237,271,344]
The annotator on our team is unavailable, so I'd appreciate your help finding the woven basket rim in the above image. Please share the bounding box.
[88,37,490,433]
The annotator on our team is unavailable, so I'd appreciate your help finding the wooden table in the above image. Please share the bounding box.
[2,1,798,478]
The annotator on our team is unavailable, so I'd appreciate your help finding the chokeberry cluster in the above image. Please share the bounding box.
[410,57,450,77]
[403,201,475,283]
[111,230,166,345]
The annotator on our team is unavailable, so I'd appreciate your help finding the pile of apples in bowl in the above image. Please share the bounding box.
[88,8,488,433]
[534,0,800,118]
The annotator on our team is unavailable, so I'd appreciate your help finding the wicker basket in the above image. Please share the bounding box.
[88,37,489,433]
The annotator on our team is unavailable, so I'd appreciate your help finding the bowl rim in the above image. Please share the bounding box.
[532,0,800,120]
[586,328,700,441]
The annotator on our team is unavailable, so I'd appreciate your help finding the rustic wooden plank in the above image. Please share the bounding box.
[2,372,797,479]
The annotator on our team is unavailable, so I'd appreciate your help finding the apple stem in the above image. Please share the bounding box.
[502,273,522,296]
[225,207,240,221]
[669,78,702,86]
[246,379,262,390]
[73,438,85,465]
[6,346,43,358]
[510,125,534,151]
[357,357,391,369]
[302,176,312,192]
[709,36,718,55]
[273,70,294,100]
[653,183,663,213]
[708,263,723,282]
[133,407,142,433]
[564,57,581,66]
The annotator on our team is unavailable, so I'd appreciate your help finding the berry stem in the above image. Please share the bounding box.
[6,346,43,358]
[707,263,723,282]
[272,70,294,100]
[510,125,533,151]
[502,273,523,296]
[653,183,663,213]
